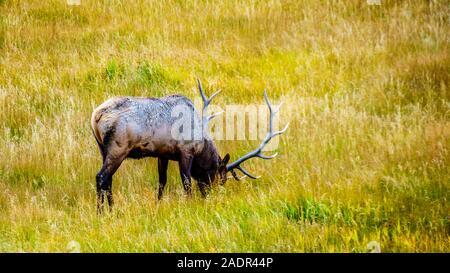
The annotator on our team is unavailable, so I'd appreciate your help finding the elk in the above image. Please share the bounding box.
[91,80,288,212]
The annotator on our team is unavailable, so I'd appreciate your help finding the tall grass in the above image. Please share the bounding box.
[0,0,448,252]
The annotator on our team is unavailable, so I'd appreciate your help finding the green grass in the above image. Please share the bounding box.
[0,0,449,252]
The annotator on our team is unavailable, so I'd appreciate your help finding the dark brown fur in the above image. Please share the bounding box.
[91,83,287,213]
[91,95,230,213]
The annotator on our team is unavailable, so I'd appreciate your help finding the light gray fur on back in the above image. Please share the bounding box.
[91,95,205,158]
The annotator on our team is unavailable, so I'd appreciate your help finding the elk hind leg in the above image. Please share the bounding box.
[96,150,127,213]
[178,155,193,197]
[157,158,169,200]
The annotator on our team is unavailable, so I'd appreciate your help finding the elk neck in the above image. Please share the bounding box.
[195,137,220,169]
[190,137,221,183]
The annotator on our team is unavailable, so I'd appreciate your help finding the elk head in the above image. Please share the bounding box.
[195,79,289,191]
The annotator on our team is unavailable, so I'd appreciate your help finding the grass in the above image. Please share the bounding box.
[0,0,449,252]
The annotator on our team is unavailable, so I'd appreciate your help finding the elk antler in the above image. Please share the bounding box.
[226,89,289,179]
[197,79,223,132]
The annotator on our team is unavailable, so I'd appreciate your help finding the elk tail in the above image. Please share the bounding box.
[90,109,104,146]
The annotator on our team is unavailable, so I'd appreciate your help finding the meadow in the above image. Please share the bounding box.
[0,0,448,252]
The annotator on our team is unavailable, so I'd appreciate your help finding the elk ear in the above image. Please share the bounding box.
[222,153,230,165]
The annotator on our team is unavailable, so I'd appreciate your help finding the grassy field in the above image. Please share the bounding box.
[0,0,449,252]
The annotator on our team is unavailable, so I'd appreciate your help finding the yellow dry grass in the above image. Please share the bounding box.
[0,0,448,252]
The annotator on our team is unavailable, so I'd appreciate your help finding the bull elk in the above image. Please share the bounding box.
[91,80,288,212]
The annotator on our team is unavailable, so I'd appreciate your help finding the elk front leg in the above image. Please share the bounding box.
[157,158,169,200]
[178,154,193,197]
[198,182,210,198]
